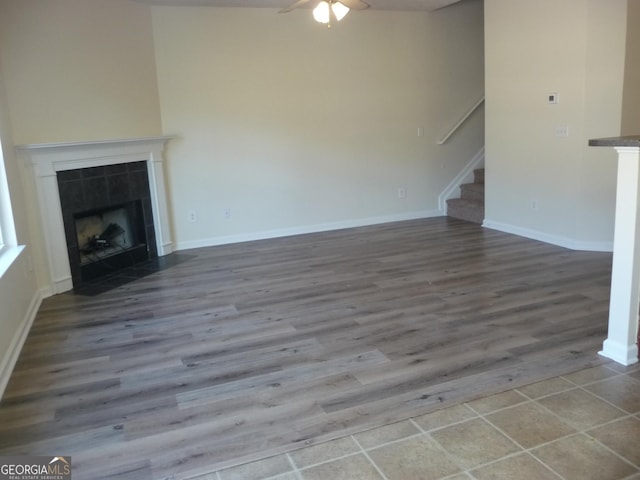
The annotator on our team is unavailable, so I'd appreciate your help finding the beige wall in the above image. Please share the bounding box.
[0,0,162,145]
[621,0,640,135]
[576,0,627,244]
[0,0,164,292]
[0,60,39,396]
[152,2,485,248]
[485,0,627,250]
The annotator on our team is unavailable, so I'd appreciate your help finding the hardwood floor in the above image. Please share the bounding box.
[0,218,614,480]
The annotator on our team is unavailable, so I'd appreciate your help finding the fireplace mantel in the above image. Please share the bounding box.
[17,136,174,295]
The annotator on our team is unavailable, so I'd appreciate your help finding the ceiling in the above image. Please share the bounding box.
[131,0,464,12]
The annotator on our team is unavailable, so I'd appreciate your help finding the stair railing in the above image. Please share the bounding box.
[437,95,485,145]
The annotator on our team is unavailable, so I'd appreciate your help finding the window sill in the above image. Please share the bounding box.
[0,245,25,279]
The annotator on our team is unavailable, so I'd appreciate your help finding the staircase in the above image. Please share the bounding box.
[446,168,485,224]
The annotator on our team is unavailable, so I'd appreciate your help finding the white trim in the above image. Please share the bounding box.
[17,137,175,294]
[438,146,485,214]
[176,210,443,251]
[0,245,23,279]
[15,136,171,152]
[600,339,639,366]
[0,135,18,250]
[0,287,43,400]
[482,219,614,252]
[38,285,54,300]
[598,146,640,366]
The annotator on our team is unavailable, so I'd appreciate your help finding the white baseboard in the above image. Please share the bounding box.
[483,219,613,252]
[0,288,44,400]
[53,276,73,295]
[176,210,443,251]
[600,340,639,367]
[39,285,54,299]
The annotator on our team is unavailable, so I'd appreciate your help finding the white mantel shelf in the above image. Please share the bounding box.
[16,136,175,174]
[16,136,172,150]
[589,135,640,365]
[18,136,175,296]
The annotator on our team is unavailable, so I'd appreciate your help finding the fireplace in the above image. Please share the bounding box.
[74,201,151,284]
[57,159,159,286]
[18,137,174,295]
[75,202,146,269]
[77,205,137,258]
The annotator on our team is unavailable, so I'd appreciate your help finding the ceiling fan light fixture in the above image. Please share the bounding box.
[312,1,331,23]
[331,1,350,21]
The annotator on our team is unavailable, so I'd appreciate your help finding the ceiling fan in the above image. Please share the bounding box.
[279,0,369,26]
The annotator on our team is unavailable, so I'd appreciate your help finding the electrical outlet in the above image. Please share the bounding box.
[188,210,197,222]
[224,208,231,219]
[397,187,406,199]
[555,126,569,137]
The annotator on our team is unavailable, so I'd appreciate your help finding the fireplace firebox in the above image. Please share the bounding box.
[74,200,150,282]
[57,161,158,287]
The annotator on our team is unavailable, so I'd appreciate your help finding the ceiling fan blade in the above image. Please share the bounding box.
[279,0,313,13]
[338,0,369,10]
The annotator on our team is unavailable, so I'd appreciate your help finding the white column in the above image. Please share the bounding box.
[600,146,640,365]
[29,160,74,295]
[148,146,174,256]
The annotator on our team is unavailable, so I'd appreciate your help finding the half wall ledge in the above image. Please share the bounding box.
[589,135,640,365]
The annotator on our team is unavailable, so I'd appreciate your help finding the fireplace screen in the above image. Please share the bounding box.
[72,200,150,282]
[76,206,136,265]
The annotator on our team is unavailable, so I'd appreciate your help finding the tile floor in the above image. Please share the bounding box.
[190,362,640,480]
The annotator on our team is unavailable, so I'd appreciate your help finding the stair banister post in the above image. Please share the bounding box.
[589,136,640,365]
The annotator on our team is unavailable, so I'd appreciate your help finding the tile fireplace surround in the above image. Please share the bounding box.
[18,137,174,295]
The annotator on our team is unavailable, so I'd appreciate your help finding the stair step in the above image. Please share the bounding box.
[474,168,485,184]
[447,198,484,224]
[460,182,485,202]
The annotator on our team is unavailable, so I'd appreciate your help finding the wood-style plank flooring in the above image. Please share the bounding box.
[0,218,614,479]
